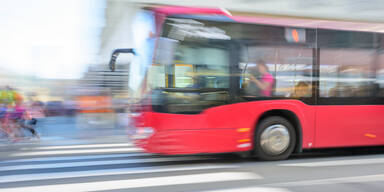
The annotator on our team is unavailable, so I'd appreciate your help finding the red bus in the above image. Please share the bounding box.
[109,6,384,160]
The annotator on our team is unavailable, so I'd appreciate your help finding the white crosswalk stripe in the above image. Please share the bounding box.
[0,172,259,192]
[261,174,384,187]
[20,143,134,150]
[9,147,142,157]
[0,142,263,192]
[279,156,384,167]
[0,156,216,171]
[203,187,291,192]
[0,153,150,164]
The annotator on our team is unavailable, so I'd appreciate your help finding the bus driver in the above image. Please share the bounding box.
[245,60,274,97]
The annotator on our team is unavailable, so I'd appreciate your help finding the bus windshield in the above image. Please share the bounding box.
[149,43,230,89]
[146,18,232,114]
[148,41,231,114]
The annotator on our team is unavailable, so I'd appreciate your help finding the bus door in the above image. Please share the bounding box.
[315,45,384,147]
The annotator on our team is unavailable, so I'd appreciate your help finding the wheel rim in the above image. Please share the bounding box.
[260,124,290,155]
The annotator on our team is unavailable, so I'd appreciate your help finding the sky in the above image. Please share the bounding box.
[0,0,105,79]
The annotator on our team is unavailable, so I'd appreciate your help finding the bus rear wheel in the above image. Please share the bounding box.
[254,116,296,161]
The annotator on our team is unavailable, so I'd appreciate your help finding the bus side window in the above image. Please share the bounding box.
[320,49,376,98]
[377,52,384,97]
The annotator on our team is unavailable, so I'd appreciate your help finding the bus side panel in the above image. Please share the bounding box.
[141,128,246,154]
[315,105,384,148]
[133,111,245,154]
[134,100,316,154]
[204,100,316,150]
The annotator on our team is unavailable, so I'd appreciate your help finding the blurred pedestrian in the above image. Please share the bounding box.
[0,103,10,138]
[28,101,45,119]
[245,60,275,96]
[0,86,16,105]
[11,96,40,139]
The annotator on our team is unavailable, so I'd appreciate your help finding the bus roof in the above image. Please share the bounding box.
[152,5,384,33]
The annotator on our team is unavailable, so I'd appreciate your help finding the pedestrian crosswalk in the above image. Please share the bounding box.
[0,165,240,184]
[10,144,141,157]
[0,141,266,192]
[1,172,258,192]
[7,141,384,192]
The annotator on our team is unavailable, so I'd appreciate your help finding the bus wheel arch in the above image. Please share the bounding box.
[253,109,303,160]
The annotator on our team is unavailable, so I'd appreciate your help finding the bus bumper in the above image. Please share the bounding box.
[132,127,253,155]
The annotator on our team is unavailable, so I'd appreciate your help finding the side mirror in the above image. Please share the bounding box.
[109,48,136,71]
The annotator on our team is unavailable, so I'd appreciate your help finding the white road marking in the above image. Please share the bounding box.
[263,173,384,187]
[0,156,214,171]
[20,143,134,150]
[0,172,259,192]
[280,157,384,167]
[10,147,142,157]
[0,153,150,164]
[0,165,240,183]
[204,187,290,192]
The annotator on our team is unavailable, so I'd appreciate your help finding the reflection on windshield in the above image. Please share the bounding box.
[130,10,156,93]
[148,43,230,89]
[151,89,229,114]
[147,36,231,113]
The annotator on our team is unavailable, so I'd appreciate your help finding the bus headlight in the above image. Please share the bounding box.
[133,127,154,139]
[130,112,141,117]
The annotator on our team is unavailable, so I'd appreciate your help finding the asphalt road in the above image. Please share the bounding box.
[1,115,384,192]
[2,136,384,192]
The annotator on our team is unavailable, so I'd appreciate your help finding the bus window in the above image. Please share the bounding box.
[147,64,166,89]
[241,46,313,98]
[319,49,376,97]
[377,52,384,96]
[148,37,231,113]
[173,44,230,89]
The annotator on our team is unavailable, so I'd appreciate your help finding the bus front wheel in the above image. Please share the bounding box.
[254,116,296,161]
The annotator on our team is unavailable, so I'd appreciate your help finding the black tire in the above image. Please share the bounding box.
[254,116,296,161]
